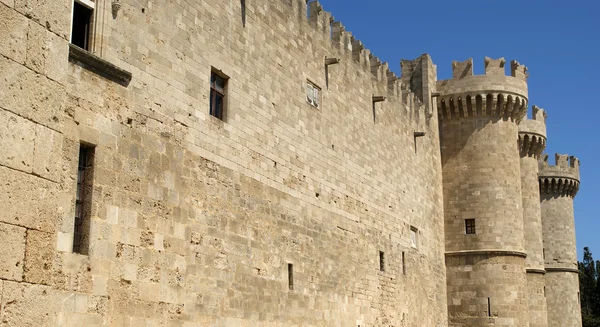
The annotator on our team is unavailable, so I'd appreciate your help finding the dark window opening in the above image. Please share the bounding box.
[402,251,406,275]
[487,297,491,317]
[288,263,294,290]
[379,251,385,272]
[210,71,227,120]
[74,144,95,254]
[71,1,93,51]
[241,0,246,27]
[465,219,476,234]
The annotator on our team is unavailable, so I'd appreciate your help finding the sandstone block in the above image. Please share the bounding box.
[0,109,35,172]
[0,56,65,130]
[23,229,54,285]
[25,20,47,74]
[14,0,72,39]
[0,165,59,232]
[33,124,63,182]
[0,4,27,63]
[0,222,26,281]
[1,281,56,327]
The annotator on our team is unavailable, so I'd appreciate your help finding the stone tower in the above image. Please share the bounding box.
[438,57,530,326]
[539,154,582,327]
[518,106,548,327]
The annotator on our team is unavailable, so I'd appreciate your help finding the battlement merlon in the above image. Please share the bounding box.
[519,105,547,138]
[436,57,529,122]
[400,54,437,110]
[308,1,333,37]
[539,153,580,181]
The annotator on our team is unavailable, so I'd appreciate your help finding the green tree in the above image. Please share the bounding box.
[580,247,597,316]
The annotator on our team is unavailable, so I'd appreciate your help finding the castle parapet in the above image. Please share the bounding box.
[518,105,547,158]
[437,57,528,122]
[539,154,580,197]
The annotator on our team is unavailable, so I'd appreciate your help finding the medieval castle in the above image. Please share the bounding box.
[0,0,582,326]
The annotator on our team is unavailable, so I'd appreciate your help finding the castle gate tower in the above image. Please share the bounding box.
[539,154,582,327]
[518,106,549,327]
[438,57,530,327]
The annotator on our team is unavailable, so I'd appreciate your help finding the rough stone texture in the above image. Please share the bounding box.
[526,273,548,327]
[0,0,585,326]
[23,230,54,285]
[545,272,582,327]
[0,223,26,281]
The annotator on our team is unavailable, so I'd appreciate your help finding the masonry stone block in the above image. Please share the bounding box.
[1,281,57,327]
[0,109,35,172]
[14,0,72,39]
[23,229,54,285]
[33,124,63,182]
[0,4,27,63]
[0,223,26,281]
[0,165,58,232]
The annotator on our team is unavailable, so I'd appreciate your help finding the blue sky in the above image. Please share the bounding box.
[318,0,600,260]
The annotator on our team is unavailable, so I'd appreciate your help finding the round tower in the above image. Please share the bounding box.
[438,57,529,327]
[518,106,548,327]
[539,154,582,327]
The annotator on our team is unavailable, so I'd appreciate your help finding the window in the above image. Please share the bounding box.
[410,226,418,248]
[73,144,95,254]
[379,251,385,272]
[210,71,228,120]
[288,263,294,291]
[465,219,476,234]
[402,251,406,275]
[306,81,320,108]
[71,0,94,51]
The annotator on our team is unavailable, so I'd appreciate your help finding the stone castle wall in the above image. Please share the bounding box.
[0,0,448,326]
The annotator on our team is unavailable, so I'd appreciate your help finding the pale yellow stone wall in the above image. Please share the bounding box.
[0,0,449,326]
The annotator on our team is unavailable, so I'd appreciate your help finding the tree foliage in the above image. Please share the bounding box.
[579,247,600,327]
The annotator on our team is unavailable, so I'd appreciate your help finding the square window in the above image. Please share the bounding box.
[465,219,476,234]
[306,81,320,108]
[410,226,418,248]
[210,71,228,120]
[71,0,94,51]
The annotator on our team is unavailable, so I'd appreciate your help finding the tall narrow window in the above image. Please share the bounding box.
[210,71,228,120]
[487,297,491,317]
[402,251,406,275]
[288,263,294,291]
[74,144,95,254]
[379,251,385,272]
[465,219,476,234]
[240,0,246,27]
[71,0,94,51]
[410,226,418,248]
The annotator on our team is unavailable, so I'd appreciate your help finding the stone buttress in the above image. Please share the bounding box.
[518,106,548,327]
[539,154,582,327]
[438,57,530,327]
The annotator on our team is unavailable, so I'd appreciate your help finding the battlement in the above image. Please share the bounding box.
[303,0,432,113]
[539,154,581,197]
[436,57,528,123]
[518,106,547,158]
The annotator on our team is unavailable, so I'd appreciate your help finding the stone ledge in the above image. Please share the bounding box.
[526,268,546,275]
[68,44,132,87]
[545,267,579,274]
[445,250,528,258]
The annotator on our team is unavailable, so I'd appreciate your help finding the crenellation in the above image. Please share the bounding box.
[511,60,528,80]
[484,57,507,76]
[451,58,473,79]
[308,1,331,37]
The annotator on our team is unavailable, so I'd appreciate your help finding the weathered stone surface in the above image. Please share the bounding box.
[0,281,56,326]
[0,4,27,63]
[33,124,63,182]
[0,223,26,281]
[23,230,54,285]
[0,165,58,232]
[14,0,71,39]
[0,109,35,172]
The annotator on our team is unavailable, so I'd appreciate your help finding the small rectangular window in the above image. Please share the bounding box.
[288,263,294,291]
[465,219,476,234]
[410,226,418,248]
[71,1,94,51]
[379,251,385,272]
[306,81,320,108]
[210,71,228,120]
[73,144,95,254]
